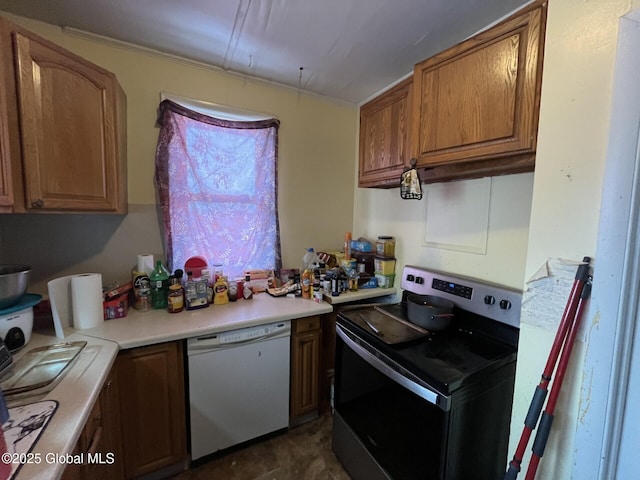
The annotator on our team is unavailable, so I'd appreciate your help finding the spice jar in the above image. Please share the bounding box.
[168,283,184,313]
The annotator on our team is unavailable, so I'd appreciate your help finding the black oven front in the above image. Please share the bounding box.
[332,265,522,480]
[333,320,516,480]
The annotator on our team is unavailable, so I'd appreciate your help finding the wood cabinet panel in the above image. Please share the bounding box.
[359,78,412,188]
[290,316,322,425]
[116,341,186,479]
[61,368,124,480]
[0,16,127,213]
[411,4,545,172]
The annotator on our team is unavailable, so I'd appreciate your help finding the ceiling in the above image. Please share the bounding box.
[0,0,530,104]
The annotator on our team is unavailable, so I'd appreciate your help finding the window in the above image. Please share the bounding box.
[155,99,281,280]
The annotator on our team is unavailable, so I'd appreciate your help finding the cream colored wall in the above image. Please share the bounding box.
[511,0,638,478]
[353,173,534,291]
[0,13,357,289]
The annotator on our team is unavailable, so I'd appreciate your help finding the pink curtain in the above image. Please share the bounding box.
[155,100,281,280]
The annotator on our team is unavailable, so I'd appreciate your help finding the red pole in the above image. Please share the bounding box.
[524,279,592,480]
[504,257,591,480]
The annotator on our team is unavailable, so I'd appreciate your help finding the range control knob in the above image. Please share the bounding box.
[484,295,495,305]
[414,276,424,285]
[499,299,512,310]
[406,274,415,282]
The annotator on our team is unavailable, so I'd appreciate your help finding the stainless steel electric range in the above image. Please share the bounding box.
[332,265,522,480]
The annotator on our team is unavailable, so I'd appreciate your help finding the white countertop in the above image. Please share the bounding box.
[3,287,395,479]
[76,292,334,349]
[2,332,119,480]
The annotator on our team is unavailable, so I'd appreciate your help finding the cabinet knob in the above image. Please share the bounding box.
[30,198,44,208]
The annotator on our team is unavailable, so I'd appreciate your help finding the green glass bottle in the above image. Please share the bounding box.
[150,260,170,309]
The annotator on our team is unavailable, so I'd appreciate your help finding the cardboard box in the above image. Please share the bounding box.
[103,292,129,320]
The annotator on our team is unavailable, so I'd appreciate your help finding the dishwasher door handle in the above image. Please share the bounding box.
[188,323,291,352]
[189,334,272,351]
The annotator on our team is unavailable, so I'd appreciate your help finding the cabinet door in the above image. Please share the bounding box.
[92,370,124,480]
[116,341,187,479]
[412,5,544,170]
[61,376,120,480]
[13,30,126,212]
[359,78,412,188]
[290,318,321,424]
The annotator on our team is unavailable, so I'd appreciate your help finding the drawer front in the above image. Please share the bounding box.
[295,316,321,334]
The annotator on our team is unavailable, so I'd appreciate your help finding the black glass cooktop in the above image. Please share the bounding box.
[337,303,518,394]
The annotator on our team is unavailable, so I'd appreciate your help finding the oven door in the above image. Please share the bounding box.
[333,322,450,480]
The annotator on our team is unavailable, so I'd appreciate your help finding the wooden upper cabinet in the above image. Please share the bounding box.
[411,3,546,177]
[0,17,127,213]
[359,78,412,188]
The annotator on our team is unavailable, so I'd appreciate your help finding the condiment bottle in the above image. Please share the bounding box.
[167,269,185,313]
[228,280,238,302]
[213,276,229,305]
[168,284,184,313]
[150,260,170,309]
[243,274,254,300]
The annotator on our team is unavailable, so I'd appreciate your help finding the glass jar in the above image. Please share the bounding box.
[167,283,184,313]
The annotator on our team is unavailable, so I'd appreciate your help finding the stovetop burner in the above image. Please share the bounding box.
[337,266,522,394]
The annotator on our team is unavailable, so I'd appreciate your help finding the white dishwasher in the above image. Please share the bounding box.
[187,320,291,461]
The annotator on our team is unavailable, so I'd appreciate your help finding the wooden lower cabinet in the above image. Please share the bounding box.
[290,316,322,426]
[116,341,187,479]
[62,368,124,480]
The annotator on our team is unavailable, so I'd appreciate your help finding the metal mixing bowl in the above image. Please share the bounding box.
[0,265,31,310]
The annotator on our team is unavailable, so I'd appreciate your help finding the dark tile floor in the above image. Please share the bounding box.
[173,413,351,479]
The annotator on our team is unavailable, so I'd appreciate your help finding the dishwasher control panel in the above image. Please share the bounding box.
[220,322,289,344]
[188,320,291,350]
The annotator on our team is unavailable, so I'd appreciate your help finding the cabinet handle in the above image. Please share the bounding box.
[30,199,44,208]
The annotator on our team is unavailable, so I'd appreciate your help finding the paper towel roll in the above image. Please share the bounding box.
[48,275,74,338]
[71,273,104,330]
[137,254,155,275]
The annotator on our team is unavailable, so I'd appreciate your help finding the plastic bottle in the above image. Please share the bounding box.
[344,232,352,260]
[348,269,359,291]
[243,274,254,300]
[150,260,170,309]
[213,276,229,305]
[201,268,213,304]
[302,248,319,299]
[303,248,319,270]
[301,269,312,299]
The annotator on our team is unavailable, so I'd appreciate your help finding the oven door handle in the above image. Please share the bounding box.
[336,324,450,411]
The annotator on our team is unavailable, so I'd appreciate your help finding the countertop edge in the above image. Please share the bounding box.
[5,333,120,480]
[8,287,396,479]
